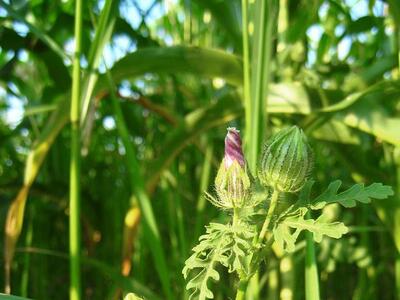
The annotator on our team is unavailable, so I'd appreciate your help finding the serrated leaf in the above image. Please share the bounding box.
[182,223,231,300]
[224,224,255,277]
[273,213,348,252]
[273,223,301,253]
[182,222,255,299]
[284,215,349,243]
[311,180,394,209]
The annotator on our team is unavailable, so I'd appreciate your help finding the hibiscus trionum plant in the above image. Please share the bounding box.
[182,126,394,300]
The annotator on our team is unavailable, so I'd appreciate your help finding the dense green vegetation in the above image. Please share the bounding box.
[0,0,400,299]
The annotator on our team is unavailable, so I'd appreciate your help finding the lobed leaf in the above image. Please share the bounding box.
[273,213,348,252]
[183,223,231,300]
[182,223,255,299]
[311,180,394,209]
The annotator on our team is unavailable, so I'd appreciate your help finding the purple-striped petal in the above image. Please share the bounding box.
[224,127,245,168]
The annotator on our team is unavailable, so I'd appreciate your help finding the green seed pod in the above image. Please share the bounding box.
[258,126,313,192]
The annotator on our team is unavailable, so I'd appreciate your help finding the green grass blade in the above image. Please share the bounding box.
[241,0,251,166]
[105,71,173,300]
[98,46,243,89]
[248,0,277,171]
[0,0,68,62]
[15,247,162,300]
[194,142,214,239]
[194,0,241,48]
[81,0,118,123]
[146,96,242,194]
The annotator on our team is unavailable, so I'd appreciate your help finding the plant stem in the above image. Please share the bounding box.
[258,189,279,242]
[104,70,173,300]
[233,207,240,226]
[241,0,251,155]
[249,0,276,171]
[235,279,248,300]
[305,213,320,300]
[235,189,279,300]
[69,0,83,298]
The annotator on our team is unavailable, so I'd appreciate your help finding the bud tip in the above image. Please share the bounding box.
[224,127,245,168]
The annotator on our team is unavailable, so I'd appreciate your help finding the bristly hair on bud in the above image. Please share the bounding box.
[258,126,313,193]
[206,127,253,210]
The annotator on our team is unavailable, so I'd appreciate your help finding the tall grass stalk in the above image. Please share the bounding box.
[390,2,400,296]
[69,0,83,298]
[240,0,277,298]
[104,70,172,300]
[248,0,276,171]
[20,206,33,297]
[241,0,251,155]
[395,147,400,300]
[194,143,213,239]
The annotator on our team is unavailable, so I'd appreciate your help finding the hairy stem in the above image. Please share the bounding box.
[258,189,279,243]
[233,207,240,226]
[233,189,279,299]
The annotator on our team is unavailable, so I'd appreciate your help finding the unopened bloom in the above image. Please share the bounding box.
[258,126,313,192]
[209,128,251,209]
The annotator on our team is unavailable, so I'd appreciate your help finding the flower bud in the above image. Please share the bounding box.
[212,128,251,209]
[258,126,313,192]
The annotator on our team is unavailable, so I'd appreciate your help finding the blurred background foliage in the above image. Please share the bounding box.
[0,0,400,299]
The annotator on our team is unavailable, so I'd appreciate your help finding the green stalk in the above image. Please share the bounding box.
[241,0,251,151]
[258,189,279,242]
[234,189,279,300]
[395,147,400,300]
[105,72,172,300]
[388,2,400,296]
[80,0,117,123]
[20,206,33,297]
[194,142,213,239]
[248,0,276,171]
[233,207,247,299]
[236,280,248,300]
[305,213,320,300]
[69,0,83,299]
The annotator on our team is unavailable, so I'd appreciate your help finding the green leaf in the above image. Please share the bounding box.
[193,0,241,48]
[146,95,242,193]
[223,224,255,277]
[311,180,394,209]
[336,109,400,146]
[0,0,69,62]
[81,0,119,122]
[99,46,243,88]
[274,179,392,252]
[273,213,348,252]
[183,223,231,300]
[183,223,255,299]
[283,215,348,243]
